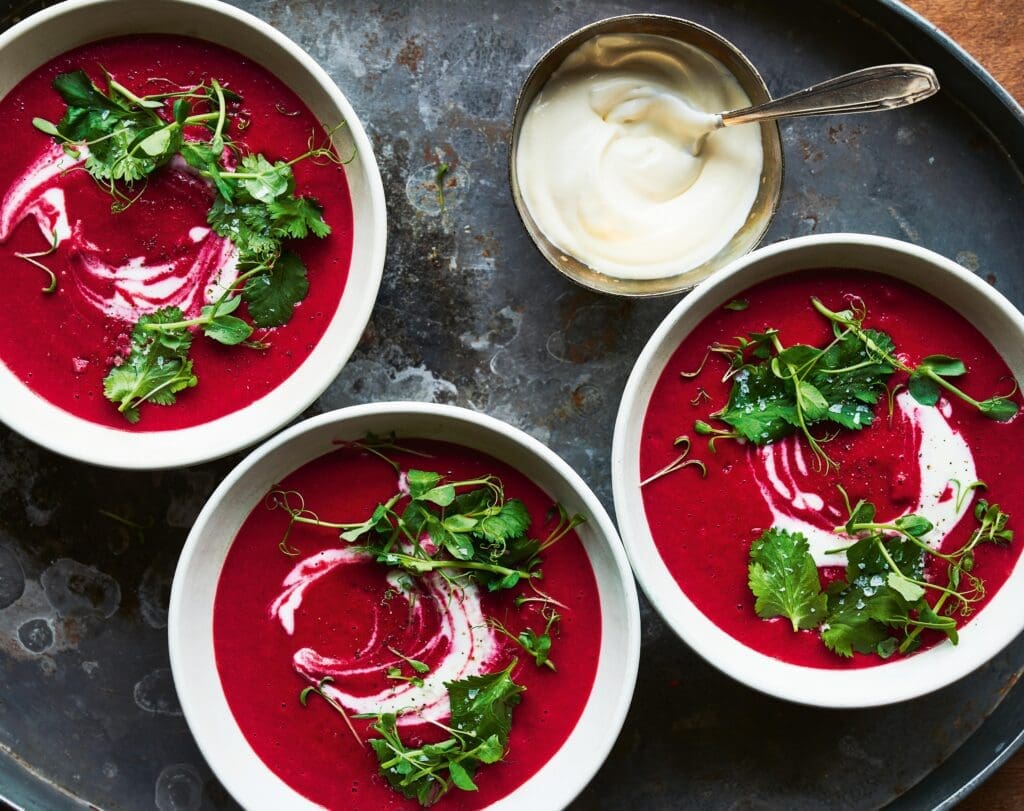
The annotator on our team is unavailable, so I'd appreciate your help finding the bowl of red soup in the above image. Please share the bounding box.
[613,233,1024,707]
[0,0,386,467]
[169,402,641,809]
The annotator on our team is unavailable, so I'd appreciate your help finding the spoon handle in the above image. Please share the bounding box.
[721,64,940,127]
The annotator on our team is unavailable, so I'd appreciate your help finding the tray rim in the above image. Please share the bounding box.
[0,0,1022,808]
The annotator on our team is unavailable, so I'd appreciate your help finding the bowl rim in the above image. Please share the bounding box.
[507,12,784,298]
[169,401,642,809]
[0,0,387,470]
[612,232,1024,708]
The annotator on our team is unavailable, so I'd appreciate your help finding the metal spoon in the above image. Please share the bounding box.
[692,63,939,153]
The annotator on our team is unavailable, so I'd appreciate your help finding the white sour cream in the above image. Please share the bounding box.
[516,34,763,281]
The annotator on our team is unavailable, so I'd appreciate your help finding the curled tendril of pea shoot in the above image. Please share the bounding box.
[640,435,708,487]
[14,231,60,293]
[266,489,324,556]
[514,579,570,612]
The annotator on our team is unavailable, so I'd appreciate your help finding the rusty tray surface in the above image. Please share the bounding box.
[1,0,1023,809]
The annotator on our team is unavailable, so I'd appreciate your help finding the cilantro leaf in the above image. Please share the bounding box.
[703,317,895,470]
[267,195,331,239]
[39,67,335,424]
[821,535,923,658]
[102,307,197,422]
[747,528,826,631]
[242,251,309,328]
[715,365,798,444]
[238,154,292,202]
[808,329,894,430]
[447,661,525,744]
[207,196,279,260]
[476,499,530,544]
[52,70,126,115]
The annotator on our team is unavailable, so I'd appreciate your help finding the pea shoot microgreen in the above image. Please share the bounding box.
[13,231,60,293]
[687,296,1019,472]
[488,608,560,671]
[639,435,707,487]
[365,662,524,806]
[270,462,585,592]
[32,67,345,422]
[386,646,431,687]
[283,439,584,804]
[435,161,449,213]
[298,676,364,747]
[747,484,1012,659]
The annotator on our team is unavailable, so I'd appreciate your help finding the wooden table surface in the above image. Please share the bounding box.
[902,1,1023,808]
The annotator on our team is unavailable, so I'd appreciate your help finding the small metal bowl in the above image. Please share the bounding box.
[509,14,784,298]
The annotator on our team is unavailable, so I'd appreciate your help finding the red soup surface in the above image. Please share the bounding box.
[640,269,1024,669]
[214,440,602,810]
[0,35,353,431]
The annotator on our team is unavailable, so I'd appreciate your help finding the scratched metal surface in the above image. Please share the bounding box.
[0,0,1022,809]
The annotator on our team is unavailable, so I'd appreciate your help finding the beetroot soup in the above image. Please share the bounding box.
[0,36,353,430]
[214,440,602,810]
[640,269,1024,669]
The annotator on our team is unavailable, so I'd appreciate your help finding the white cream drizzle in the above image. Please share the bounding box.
[0,143,237,321]
[268,541,500,726]
[754,391,976,566]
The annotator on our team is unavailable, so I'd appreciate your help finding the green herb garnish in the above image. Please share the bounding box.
[270,467,583,591]
[34,68,342,421]
[13,231,60,293]
[748,529,827,632]
[368,662,524,806]
[812,298,1019,424]
[286,441,581,806]
[747,486,1012,659]
[639,435,706,487]
[299,676,364,747]
[694,296,1018,471]
[386,646,431,687]
[488,609,560,671]
[101,307,197,423]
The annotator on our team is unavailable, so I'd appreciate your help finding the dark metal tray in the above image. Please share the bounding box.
[1,0,1023,808]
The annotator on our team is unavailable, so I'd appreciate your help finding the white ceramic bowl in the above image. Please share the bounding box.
[0,0,386,469]
[612,233,1024,708]
[169,402,641,810]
